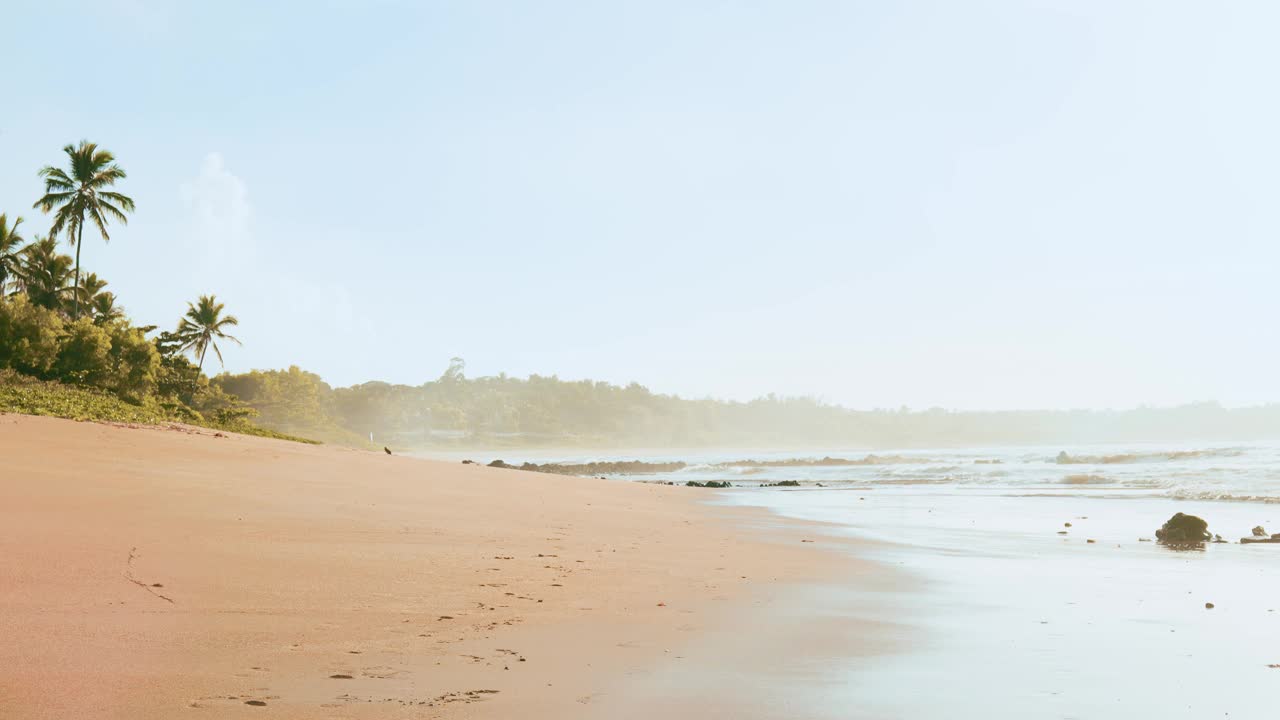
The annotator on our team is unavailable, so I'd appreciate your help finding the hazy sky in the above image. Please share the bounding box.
[3,1,1278,410]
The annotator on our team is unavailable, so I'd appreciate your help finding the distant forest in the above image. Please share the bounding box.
[212,358,1280,450]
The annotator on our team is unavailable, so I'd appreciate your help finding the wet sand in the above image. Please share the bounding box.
[0,415,880,719]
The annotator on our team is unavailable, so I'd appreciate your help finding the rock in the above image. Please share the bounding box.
[1057,531,1068,535]
[685,480,732,488]
[1253,526,1267,537]
[1205,602,1215,609]
[1065,522,1073,527]
[1138,537,1152,542]
[462,459,476,465]
[1154,513,1211,545]
[1087,539,1096,544]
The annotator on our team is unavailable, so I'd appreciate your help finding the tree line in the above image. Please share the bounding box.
[210,358,1280,449]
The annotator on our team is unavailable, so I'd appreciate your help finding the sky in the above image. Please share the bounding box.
[3,0,1279,411]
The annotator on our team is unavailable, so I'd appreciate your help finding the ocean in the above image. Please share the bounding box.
[499,441,1280,718]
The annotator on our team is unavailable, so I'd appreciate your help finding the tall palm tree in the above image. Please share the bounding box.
[176,294,241,372]
[33,140,135,319]
[16,237,75,311]
[0,214,27,294]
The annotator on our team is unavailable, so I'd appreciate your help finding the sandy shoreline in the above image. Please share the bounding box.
[0,415,883,719]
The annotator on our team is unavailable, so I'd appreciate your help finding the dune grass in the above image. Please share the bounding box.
[0,370,319,444]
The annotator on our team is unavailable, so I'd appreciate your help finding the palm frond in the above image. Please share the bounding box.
[32,190,74,212]
[88,206,110,242]
[96,199,129,227]
[97,191,136,213]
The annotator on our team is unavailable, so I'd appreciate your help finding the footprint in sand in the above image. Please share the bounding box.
[361,666,407,679]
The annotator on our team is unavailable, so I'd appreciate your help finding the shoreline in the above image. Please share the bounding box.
[0,414,889,719]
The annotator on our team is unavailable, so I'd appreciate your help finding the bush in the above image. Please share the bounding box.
[52,318,113,386]
[0,295,64,375]
[105,322,160,399]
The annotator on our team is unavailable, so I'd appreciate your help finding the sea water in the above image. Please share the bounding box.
[534,442,1280,718]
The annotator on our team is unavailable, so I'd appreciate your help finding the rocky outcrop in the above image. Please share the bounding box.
[1155,513,1211,545]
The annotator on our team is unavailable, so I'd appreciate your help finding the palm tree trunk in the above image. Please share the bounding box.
[199,345,207,373]
[72,221,83,320]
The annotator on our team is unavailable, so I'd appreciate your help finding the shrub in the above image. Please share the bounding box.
[0,295,64,375]
[52,318,113,386]
[105,321,160,399]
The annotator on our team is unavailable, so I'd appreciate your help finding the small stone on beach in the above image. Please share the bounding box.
[1205,602,1215,609]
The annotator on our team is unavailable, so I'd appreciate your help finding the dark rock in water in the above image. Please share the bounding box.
[1155,513,1211,545]
[762,480,801,487]
[1253,526,1268,537]
[685,480,732,488]
[1064,522,1072,527]
[1213,534,1227,543]
[1205,602,1215,609]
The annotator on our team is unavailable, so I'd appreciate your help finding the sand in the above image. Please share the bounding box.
[0,415,870,719]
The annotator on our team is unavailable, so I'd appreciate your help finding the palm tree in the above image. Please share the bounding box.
[176,294,241,372]
[16,237,75,311]
[90,291,125,325]
[0,214,27,294]
[33,140,135,319]
[75,272,110,311]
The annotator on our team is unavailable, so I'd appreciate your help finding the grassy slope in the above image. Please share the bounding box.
[0,370,319,444]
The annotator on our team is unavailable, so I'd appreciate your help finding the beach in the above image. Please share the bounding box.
[0,415,875,719]
[8,419,1280,719]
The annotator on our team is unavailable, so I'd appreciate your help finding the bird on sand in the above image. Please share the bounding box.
[384,446,392,455]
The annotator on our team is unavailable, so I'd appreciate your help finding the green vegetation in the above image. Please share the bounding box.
[0,140,312,443]
[203,360,1280,450]
[34,141,136,320]
[0,370,315,443]
[176,295,240,372]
